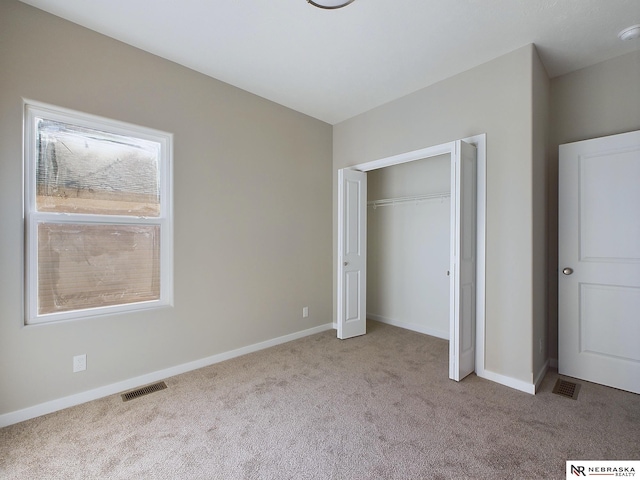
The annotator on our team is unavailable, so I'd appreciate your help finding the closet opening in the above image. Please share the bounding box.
[367,154,451,340]
[336,135,486,381]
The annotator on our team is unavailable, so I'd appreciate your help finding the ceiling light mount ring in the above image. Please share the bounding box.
[307,0,355,9]
[618,24,640,41]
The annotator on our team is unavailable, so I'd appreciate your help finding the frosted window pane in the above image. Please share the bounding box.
[36,118,160,216]
[38,223,160,315]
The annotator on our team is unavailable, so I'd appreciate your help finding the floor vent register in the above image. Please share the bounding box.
[552,378,581,400]
[121,381,168,402]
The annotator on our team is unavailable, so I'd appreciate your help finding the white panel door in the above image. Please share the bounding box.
[449,140,477,381]
[337,168,367,339]
[559,130,640,394]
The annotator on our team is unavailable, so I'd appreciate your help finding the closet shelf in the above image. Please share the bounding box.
[368,192,450,209]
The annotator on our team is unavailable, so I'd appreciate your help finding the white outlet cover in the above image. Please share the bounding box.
[73,354,87,373]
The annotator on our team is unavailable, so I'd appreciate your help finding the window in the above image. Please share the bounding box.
[24,101,173,324]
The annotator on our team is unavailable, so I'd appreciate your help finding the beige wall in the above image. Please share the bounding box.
[532,48,550,379]
[547,49,640,362]
[334,45,543,384]
[0,0,332,417]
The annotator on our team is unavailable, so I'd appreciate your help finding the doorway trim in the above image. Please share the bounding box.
[341,134,487,378]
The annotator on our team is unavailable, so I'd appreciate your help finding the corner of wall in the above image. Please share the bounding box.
[547,48,640,371]
[531,43,551,380]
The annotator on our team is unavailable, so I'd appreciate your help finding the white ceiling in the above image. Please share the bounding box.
[19,0,640,125]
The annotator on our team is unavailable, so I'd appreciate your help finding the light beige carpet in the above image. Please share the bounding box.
[1,321,639,479]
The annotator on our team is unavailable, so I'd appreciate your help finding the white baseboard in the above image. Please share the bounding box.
[533,359,550,393]
[0,323,334,428]
[476,368,536,395]
[367,313,449,340]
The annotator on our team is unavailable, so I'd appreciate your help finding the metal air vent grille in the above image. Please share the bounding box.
[552,378,581,400]
[121,381,167,402]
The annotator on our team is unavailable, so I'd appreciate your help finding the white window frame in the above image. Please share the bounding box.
[23,100,173,325]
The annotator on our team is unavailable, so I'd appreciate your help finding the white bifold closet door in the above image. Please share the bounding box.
[449,140,477,381]
[337,168,367,340]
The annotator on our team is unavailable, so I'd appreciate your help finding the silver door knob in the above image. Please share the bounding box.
[344,261,349,266]
[562,267,573,275]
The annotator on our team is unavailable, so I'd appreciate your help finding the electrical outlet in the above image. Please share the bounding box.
[302,306,309,318]
[73,354,87,373]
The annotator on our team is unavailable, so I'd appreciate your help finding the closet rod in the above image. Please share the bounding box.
[367,192,450,209]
